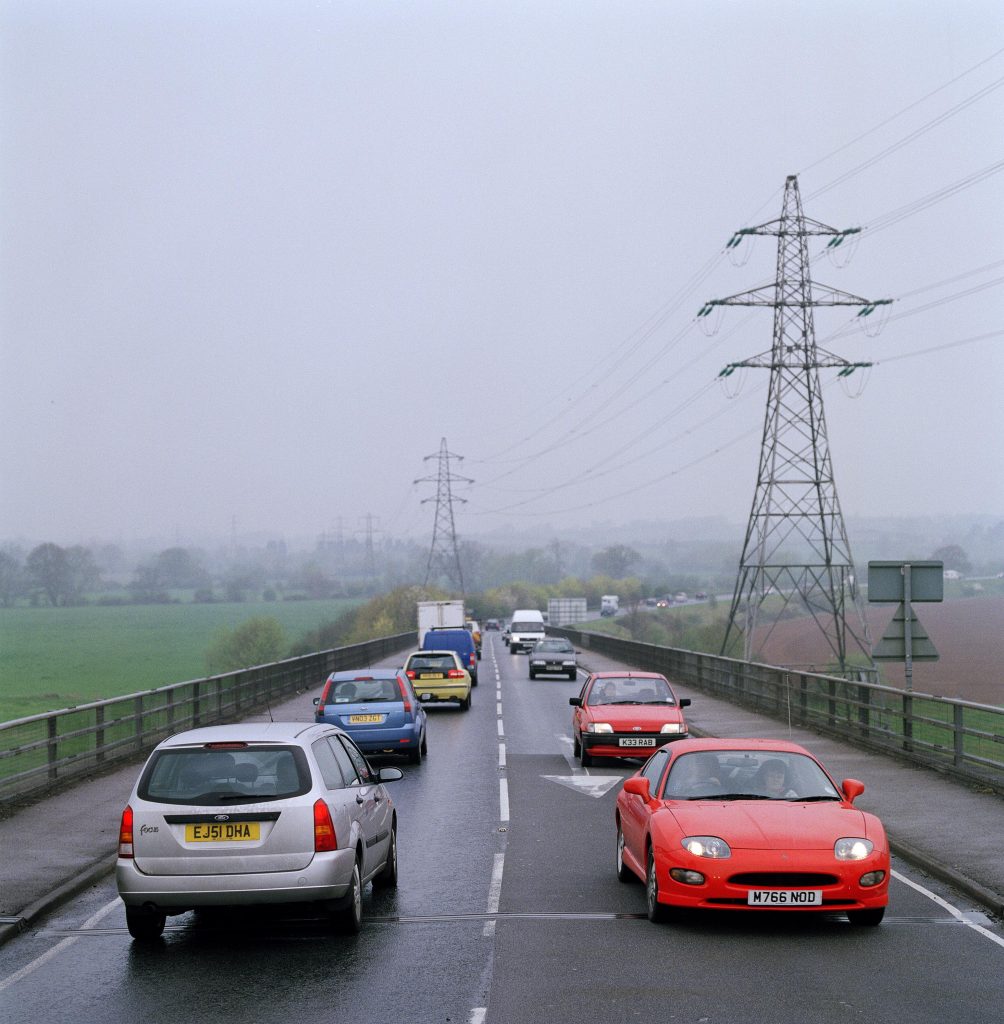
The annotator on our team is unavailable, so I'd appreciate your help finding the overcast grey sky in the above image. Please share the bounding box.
[1,1,1002,549]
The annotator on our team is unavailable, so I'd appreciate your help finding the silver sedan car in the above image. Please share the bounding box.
[116,722,402,940]
[528,637,579,680]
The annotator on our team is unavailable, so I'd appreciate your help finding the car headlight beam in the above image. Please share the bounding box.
[681,836,731,859]
[834,838,874,860]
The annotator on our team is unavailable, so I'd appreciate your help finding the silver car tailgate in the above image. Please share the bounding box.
[132,800,315,875]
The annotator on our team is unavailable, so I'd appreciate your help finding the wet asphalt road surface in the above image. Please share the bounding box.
[1,632,1002,1023]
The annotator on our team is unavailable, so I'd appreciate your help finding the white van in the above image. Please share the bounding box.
[508,609,546,653]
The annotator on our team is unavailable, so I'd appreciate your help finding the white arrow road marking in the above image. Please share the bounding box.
[542,775,623,798]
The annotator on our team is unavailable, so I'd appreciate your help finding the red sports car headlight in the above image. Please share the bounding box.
[681,836,731,859]
[834,838,874,860]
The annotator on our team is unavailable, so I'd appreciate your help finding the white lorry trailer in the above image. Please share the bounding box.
[600,594,619,617]
[417,600,466,645]
[547,597,588,627]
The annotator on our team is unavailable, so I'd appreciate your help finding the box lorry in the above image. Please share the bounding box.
[600,594,619,617]
[417,600,465,645]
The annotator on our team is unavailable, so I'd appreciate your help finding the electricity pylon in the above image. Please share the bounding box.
[358,514,379,578]
[415,438,472,595]
[701,175,890,675]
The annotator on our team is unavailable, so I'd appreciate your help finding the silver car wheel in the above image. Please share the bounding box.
[334,860,363,934]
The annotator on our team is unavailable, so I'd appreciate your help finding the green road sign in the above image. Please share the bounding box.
[867,561,944,603]
[872,601,940,662]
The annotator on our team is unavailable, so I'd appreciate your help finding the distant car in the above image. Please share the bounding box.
[422,627,478,684]
[314,669,428,763]
[674,592,688,602]
[569,672,690,767]
[465,619,483,659]
[404,649,473,710]
[528,637,578,680]
[695,592,708,600]
[484,618,501,631]
[656,599,670,608]
[116,722,402,941]
[614,738,890,926]
[644,597,658,607]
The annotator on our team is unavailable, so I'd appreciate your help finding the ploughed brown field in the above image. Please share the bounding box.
[756,595,1003,708]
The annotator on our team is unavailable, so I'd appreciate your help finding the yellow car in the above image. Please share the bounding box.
[404,650,473,711]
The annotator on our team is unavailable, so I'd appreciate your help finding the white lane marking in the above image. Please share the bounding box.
[499,779,510,822]
[0,897,120,992]
[892,869,1004,948]
[496,719,504,737]
[498,743,506,768]
[542,775,623,798]
[496,702,502,716]
[483,851,505,938]
[469,1010,487,1024]
[556,732,586,773]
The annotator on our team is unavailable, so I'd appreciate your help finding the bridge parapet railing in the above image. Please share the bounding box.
[554,628,1004,792]
[0,632,414,807]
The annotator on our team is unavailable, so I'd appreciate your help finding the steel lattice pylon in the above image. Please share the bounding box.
[416,437,472,596]
[704,175,890,675]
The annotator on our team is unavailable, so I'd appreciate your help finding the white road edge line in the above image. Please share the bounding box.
[499,779,509,822]
[892,868,1004,948]
[498,743,506,768]
[0,897,121,992]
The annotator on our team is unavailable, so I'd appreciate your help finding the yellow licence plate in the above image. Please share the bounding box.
[186,822,260,843]
[418,673,444,680]
[349,714,383,723]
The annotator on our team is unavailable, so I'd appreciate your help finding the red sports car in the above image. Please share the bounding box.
[614,738,890,926]
[569,672,691,766]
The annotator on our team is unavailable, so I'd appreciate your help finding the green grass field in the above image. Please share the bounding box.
[0,599,357,723]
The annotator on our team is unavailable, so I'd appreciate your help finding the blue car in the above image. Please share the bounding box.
[313,669,428,764]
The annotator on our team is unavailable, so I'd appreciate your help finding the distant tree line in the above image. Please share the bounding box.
[1,526,998,614]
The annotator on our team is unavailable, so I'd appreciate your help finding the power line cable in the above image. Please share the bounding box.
[799,46,1004,179]
[806,75,1004,202]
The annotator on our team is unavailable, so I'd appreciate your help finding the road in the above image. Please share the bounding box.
[1,631,1002,1023]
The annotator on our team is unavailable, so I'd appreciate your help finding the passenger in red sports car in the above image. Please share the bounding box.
[756,759,798,799]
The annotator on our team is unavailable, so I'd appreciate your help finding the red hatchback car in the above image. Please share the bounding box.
[614,738,890,926]
[569,672,691,766]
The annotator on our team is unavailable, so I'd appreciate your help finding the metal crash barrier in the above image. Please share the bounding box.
[551,628,1004,793]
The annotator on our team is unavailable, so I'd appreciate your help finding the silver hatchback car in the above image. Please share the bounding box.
[116,722,402,941]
